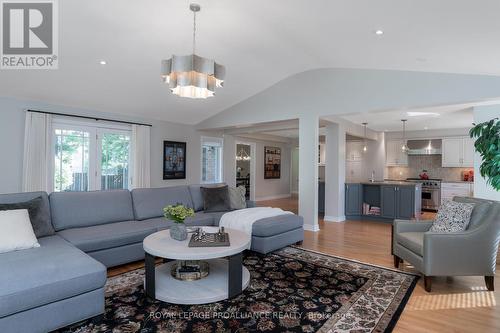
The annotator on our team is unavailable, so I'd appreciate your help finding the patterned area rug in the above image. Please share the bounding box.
[57,247,418,333]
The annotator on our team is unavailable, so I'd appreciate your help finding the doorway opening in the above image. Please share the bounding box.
[236,143,255,200]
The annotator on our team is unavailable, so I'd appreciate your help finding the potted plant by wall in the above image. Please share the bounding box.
[470,118,500,191]
[163,204,195,241]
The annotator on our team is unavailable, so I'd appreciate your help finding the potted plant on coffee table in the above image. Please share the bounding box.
[163,204,195,241]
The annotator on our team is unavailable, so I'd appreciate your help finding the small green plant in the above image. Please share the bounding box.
[163,204,195,223]
[469,118,500,191]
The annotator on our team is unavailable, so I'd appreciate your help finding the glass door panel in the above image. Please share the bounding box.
[99,131,131,190]
[54,129,90,192]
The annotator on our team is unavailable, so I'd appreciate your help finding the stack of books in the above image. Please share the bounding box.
[368,206,381,215]
[363,203,381,216]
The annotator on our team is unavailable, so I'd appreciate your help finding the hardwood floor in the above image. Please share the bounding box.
[258,197,500,333]
[108,196,499,333]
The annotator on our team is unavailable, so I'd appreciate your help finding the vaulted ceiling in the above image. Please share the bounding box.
[2,0,500,124]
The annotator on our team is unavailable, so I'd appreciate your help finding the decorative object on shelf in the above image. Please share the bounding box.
[163,141,186,180]
[264,146,281,179]
[362,122,368,152]
[160,3,225,99]
[470,118,500,191]
[401,119,409,153]
[236,147,251,161]
[188,226,230,247]
[462,170,474,182]
[419,170,429,180]
[171,260,209,281]
[163,204,195,241]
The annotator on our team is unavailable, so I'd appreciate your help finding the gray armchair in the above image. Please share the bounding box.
[392,196,500,292]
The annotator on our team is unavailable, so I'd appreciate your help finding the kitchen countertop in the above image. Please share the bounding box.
[386,178,473,184]
[349,181,421,186]
[441,180,474,184]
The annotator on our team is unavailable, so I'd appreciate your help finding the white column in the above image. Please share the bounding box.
[223,134,237,187]
[324,122,347,222]
[299,115,320,231]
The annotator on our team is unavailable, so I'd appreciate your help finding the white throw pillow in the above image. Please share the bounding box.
[0,209,40,254]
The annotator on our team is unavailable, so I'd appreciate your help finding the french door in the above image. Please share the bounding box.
[53,121,131,192]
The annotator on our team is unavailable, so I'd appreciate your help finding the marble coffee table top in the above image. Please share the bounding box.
[143,227,251,260]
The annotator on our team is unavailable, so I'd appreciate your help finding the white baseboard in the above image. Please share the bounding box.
[324,215,346,222]
[303,224,320,232]
[256,193,292,201]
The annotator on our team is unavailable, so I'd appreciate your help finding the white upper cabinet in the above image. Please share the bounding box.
[462,137,475,167]
[442,137,474,167]
[386,140,408,166]
[346,141,364,161]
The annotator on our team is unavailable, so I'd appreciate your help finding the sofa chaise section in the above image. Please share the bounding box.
[249,214,304,254]
[0,235,106,333]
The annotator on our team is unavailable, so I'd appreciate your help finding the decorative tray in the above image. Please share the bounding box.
[188,229,230,247]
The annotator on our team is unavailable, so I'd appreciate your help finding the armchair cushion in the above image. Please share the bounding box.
[394,220,433,233]
[397,232,424,256]
[430,200,475,233]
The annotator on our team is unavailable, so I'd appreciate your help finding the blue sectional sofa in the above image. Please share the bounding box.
[0,185,303,333]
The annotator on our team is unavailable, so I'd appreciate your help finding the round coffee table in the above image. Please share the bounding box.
[143,227,251,304]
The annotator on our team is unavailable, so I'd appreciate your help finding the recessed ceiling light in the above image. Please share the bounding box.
[407,112,440,117]
[99,60,107,65]
[375,30,384,35]
[424,126,429,130]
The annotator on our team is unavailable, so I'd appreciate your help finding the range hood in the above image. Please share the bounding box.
[406,139,442,155]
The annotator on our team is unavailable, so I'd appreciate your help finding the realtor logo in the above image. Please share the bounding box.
[1,0,58,69]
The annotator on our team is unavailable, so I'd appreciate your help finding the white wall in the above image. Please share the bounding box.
[0,97,202,194]
[291,147,299,193]
[365,132,386,181]
[253,140,291,200]
[472,105,500,200]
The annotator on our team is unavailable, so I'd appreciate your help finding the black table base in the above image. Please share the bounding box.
[144,252,244,301]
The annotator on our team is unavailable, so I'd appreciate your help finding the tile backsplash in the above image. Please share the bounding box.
[387,155,472,181]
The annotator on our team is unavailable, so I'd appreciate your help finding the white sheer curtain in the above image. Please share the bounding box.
[131,124,151,189]
[22,111,53,192]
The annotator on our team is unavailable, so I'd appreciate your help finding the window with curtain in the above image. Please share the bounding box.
[201,137,223,183]
[52,119,132,192]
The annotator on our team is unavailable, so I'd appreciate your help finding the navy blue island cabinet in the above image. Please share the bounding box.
[345,182,421,222]
[345,183,363,216]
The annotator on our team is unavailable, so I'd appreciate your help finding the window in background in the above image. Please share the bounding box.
[201,137,223,183]
[52,120,131,192]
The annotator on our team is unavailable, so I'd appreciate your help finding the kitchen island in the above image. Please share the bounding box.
[345,181,422,221]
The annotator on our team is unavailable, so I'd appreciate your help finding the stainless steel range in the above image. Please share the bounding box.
[406,178,441,211]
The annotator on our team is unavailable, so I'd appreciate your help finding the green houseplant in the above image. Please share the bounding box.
[469,118,500,191]
[163,204,195,241]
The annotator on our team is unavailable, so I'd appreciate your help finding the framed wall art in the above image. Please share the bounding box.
[264,146,281,179]
[163,141,186,180]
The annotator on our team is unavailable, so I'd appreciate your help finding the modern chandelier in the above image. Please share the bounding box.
[161,3,225,99]
[236,147,251,161]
